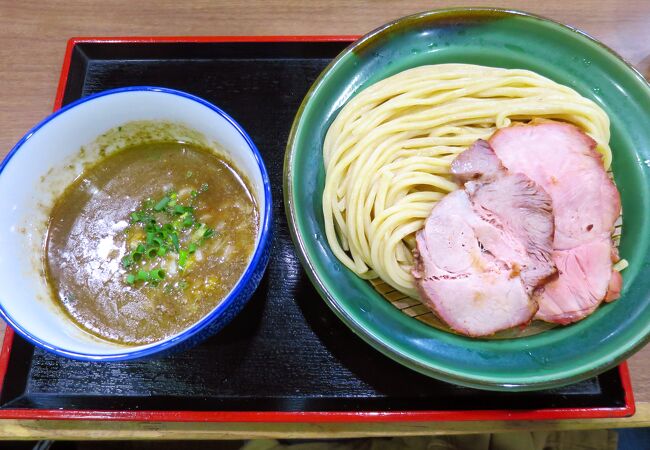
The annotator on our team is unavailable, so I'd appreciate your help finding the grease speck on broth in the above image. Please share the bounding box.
[45,141,259,345]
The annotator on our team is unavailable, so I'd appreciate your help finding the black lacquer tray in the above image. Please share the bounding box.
[0,37,633,422]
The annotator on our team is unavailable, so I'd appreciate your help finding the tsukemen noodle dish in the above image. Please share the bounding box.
[323,64,626,338]
[45,132,259,345]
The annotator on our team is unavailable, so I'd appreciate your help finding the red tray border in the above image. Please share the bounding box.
[0,36,635,423]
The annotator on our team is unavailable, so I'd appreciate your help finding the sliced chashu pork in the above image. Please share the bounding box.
[489,120,622,324]
[412,141,555,336]
[453,141,557,291]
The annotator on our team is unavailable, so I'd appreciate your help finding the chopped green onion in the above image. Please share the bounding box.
[178,249,189,268]
[186,170,193,178]
[154,196,171,211]
[193,224,207,240]
[173,205,193,215]
[151,268,166,281]
[136,270,149,281]
[182,216,194,228]
[168,192,178,208]
[122,186,217,286]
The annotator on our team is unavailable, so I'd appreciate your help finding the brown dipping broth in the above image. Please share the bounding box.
[45,141,259,345]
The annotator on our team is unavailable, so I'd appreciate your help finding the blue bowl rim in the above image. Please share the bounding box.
[0,86,273,361]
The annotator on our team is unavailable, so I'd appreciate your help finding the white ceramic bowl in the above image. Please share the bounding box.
[0,87,272,360]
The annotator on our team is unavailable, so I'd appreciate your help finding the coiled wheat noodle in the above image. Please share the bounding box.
[322,64,611,299]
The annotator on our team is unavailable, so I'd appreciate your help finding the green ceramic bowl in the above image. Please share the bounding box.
[284,8,650,390]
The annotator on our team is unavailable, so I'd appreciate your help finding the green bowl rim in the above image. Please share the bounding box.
[283,7,650,390]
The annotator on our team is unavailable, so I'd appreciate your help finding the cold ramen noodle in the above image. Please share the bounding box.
[45,140,259,345]
[323,64,625,337]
